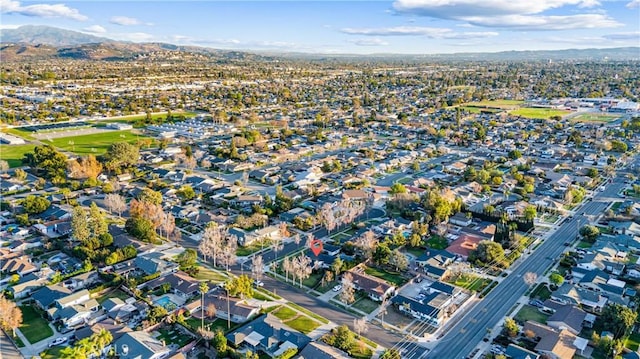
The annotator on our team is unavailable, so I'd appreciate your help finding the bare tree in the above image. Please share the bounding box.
[252,254,264,282]
[104,193,126,217]
[272,236,284,262]
[354,230,377,260]
[320,202,337,234]
[353,318,369,336]
[523,272,537,287]
[206,303,217,319]
[159,212,176,240]
[278,221,289,238]
[221,235,238,271]
[292,255,312,288]
[321,270,334,288]
[282,257,292,283]
[200,225,225,267]
[340,272,356,304]
[293,233,301,248]
[0,294,22,336]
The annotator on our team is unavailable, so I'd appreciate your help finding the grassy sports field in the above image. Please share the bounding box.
[571,113,619,122]
[0,144,36,167]
[48,130,155,155]
[509,107,571,119]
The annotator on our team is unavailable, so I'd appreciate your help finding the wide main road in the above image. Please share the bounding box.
[426,177,626,359]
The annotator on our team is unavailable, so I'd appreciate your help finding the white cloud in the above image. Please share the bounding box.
[340,26,497,39]
[0,24,22,29]
[83,25,106,33]
[391,0,620,30]
[1,0,87,21]
[109,16,148,26]
[112,32,154,42]
[602,31,640,40]
[627,0,640,8]
[348,38,390,46]
[463,14,621,30]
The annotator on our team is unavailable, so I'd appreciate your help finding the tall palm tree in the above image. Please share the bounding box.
[199,281,209,331]
[94,328,113,356]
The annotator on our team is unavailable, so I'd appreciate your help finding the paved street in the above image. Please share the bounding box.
[421,175,626,359]
[0,330,23,359]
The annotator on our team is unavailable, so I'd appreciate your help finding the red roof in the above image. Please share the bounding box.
[446,234,484,258]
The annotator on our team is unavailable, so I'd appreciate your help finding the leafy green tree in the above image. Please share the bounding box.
[523,205,537,221]
[225,274,253,298]
[373,242,392,266]
[177,185,196,201]
[22,195,50,214]
[389,182,407,195]
[72,206,90,242]
[103,142,139,171]
[579,225,600,243]
[380,349,401,359]
[323,325,355,352]
[469,240,505,267]
[176,248,198,270]
[125,217,155,242]
[22,144,67,180]
[503,317,519,337]
[137,188,162,205]
[213,329,227,353]
[549,272,564,286]
[88,202,107,237]
[600,303,638,339]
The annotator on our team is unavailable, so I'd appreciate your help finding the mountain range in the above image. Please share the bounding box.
[1,25,639,62]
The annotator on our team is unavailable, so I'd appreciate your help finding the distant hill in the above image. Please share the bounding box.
[1,25,638,62]
[0,25,111,46]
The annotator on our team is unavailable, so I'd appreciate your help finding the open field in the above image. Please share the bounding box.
[463,100,524,109]
[446,274,492,292]
[90,111,197,123]
[571,113,619,122]
[510,108,571,119]
[47,130,155,155]
[2,127,35,140]
[0,144,36,167]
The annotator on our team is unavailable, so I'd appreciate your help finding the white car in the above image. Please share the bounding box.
[254,280,264,287]
[49,336,68,347]
[332,285,342,292]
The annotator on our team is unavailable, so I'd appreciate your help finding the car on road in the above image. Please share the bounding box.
[332,284,342,292]
[49,336,68,347]
[253,280,264,287]
[564,242,571,246]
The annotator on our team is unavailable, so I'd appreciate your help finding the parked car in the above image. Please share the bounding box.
[253,280,264,287]
[332,284,342,292]
[529,299,544,308]
[49,336,68,347]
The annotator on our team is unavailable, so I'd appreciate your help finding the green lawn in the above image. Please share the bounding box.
[352,297,380,314]
[40,345,65,359]
[363,266,408,286]
[577,241,593,249]
[287,303,330,324]
[626,332,640,351]
[406,247,425,257]
[462,100,524,109]
[96,289,130,304]
[302,272,323,288]
[236,239,271,257]
[48,130,155,155]
[184,317,219,332]
[19,305,54,344]
[156,327,193,348]
[284,316,320,334]
[425,235,448,250]
[514,305,550,325]
[273,306,298,321]
[510,108,571,119]
[12,334,25,348]
[445,273,492,292]
[193,264,228,283]
[572,113,619,123]
[2,127,36,140]
[0,144,36,167]
[530,283,552,300]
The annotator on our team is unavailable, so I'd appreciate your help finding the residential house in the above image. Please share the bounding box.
[298,341,351,359]
[1,255,37,277]
[414,250,456,280]
[134,252,179,276]
[391,294,445,327]
[446,233,484,260]
[226,314,311,357]
[546,305,587,335]
[551,283,608,312]
[522,321,581,359]
[230,225,280,247]
[9,274,45,299]
[143,271,201,299]
[348,266,396,302]
[505,344,540,359]
[113,331,171,359]
[449,212,472,227]
[185,289,260,323]
[32,284,73,310]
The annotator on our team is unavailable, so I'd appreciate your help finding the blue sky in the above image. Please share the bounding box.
[1,0,639,54]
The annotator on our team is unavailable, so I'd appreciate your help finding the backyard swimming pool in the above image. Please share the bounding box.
[154,295,179,310]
